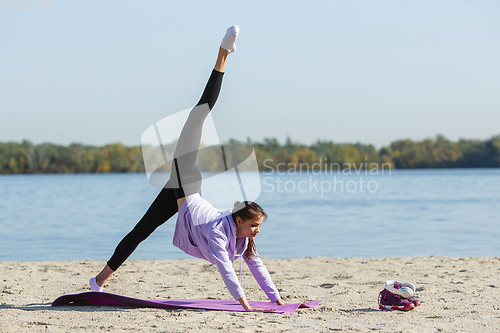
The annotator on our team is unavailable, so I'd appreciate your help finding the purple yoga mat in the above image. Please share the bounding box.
[52,292,321,314]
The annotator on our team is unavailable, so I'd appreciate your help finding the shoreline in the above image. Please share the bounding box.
[1,253,500,263]
[2,256,499,332]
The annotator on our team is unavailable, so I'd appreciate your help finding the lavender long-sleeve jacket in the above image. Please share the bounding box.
[172,194,280,302]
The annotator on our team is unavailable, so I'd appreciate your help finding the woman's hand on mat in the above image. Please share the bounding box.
[239,296,274,312]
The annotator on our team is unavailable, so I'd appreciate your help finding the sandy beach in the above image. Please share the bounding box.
[1,256,499,332]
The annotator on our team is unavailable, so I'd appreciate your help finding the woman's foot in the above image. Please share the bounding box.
[91,264,114,292]
[89,277,103,292]
[220,25,239,53]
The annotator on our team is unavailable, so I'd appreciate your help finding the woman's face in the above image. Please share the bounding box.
[237,215,264,239]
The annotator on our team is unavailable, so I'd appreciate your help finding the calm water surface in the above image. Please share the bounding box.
[0,169,499,261]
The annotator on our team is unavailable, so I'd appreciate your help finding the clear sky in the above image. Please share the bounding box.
[1,0,499,148]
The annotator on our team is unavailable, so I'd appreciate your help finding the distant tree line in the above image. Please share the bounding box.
[0,142,144,174]
[256,135,500,171]
[0,135,499,174]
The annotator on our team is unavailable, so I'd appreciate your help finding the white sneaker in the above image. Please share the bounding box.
[89,277,103,292]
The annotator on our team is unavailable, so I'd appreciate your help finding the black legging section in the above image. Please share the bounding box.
[106,69,224,271]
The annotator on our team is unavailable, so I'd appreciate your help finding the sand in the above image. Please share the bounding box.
[1,256,500,332]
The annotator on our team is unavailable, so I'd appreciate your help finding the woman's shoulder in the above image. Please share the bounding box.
[204,210,238,246]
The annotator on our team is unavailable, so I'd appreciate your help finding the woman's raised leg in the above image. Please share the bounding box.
[91,26,239,290]
[171,32,237,209]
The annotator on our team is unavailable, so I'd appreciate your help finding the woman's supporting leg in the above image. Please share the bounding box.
[94,182,178,287]
[107,185,178,271]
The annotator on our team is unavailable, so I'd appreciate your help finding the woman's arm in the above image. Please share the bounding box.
[244,254,282,302]
[206,232,278,311]
[207,231,246,300]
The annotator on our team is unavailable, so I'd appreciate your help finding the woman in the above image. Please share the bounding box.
[90,26,284,312]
